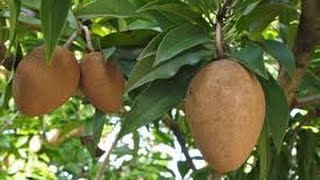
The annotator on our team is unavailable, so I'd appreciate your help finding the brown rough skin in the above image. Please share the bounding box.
[80,52,124,113]
[12,46,80,116]
[185,59,265,173]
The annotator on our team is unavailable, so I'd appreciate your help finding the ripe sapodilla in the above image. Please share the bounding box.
[80,52,124,113]
[185,59,265,173]
[12,46,80,116]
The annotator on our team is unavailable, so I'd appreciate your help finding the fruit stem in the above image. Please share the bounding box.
[215,21,224,59]
[63,29,81,48]
[215,0,232,59]
[81,25,95,52]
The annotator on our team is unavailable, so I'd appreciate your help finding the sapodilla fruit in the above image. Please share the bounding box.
[185,59,265,173]
[80,52,124,113]
[12,46,80,116]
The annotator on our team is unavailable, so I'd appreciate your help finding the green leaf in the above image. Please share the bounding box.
[154,24,211,66]
[178,161,190,178]
[112,47,143,77]
[100,29,159,48]
[146,11,177,30]
[191,166,211,179]
[139,3,209,29]
[119,71,191,138]
[67,11,79,29]
[8,0,21,51]
[137,32,166,61]
[236,3,293,36]
[268,151,290,180]
[125,54,155,93]
[102,47,116,60]
[77,0,138,19]
[297,130,317,180]
[258,75,290,153]
[257,123,270,180]
[299,70,320,95]
[126,49,210,93]
[132,131,140,156]
[22,0,40,9]
[232,45,267,78]
[261,40,295,76]
[40,0,71,63]
[83,110,106,157]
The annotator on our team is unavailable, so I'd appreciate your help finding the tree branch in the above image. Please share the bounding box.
[94,130,120,180]
[278,0,320,104]
[294,94,320,107]
[162,115,196,171]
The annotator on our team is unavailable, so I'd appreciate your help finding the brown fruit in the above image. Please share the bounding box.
[185,59,265,173]
[80,52,124,113]
[12,46,80,116]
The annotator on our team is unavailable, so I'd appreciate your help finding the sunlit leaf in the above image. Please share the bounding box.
[154,23,210,66]
[126,49,211,93]
[261,40,295,76]
[232,45,267,78]
[236,3,293,36]
[77,0,138,19]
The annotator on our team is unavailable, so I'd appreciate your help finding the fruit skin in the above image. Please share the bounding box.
[80,52,124,113]
[12,46,80,116]
[185,59,265,173]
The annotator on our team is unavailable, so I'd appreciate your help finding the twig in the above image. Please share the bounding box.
[80,25,94,52]
[162,115,196,171]
[0,112,19,133]
[63,30,81,48]
[294,94,320,107]
[94,130,120,180]
[215,0,232,59]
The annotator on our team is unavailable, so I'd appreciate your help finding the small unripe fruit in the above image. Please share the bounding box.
[12,46,80,116]
[185,59,265,173]
[80,52,124,113]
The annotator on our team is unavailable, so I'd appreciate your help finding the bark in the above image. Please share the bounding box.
[278,0,320,103]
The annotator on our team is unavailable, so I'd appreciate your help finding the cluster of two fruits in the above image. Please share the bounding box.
[12,46,124,116]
